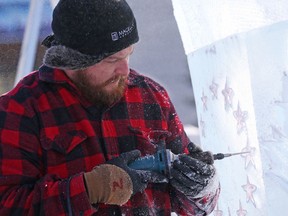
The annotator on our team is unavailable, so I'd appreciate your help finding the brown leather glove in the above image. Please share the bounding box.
[84,163,133,205]
[84,150,167,205]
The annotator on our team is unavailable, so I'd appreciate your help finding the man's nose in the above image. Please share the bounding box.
[115,58,130,76]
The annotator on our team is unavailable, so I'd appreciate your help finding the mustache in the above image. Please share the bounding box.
[102,75,126,87]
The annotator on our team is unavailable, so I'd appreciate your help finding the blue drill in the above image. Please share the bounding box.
[128,147,250,176]
[128,148,178,176]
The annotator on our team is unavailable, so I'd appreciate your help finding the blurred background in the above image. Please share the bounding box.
[0,0,198,127]
[0,0,51,93]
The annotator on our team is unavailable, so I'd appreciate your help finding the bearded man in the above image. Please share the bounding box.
[0,0,220,215]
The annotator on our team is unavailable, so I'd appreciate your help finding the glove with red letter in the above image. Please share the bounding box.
[84,150,167,205]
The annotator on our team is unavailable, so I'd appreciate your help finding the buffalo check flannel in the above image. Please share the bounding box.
[0,65,219,215]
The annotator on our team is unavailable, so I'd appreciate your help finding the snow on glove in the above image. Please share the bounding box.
[84,150,167,205]
[187,142,214,165]
[170,154,216,198]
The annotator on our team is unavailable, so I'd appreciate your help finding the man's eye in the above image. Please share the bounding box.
[105,58,118,63]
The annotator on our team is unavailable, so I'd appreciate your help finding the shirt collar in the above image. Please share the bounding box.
[127,69,144,86]
[38,65,72,84]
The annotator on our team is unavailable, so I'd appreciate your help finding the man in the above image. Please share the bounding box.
[0,0,220,215]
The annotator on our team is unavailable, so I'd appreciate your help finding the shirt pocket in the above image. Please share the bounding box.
[128,126,171,155]
[41,130,87,154]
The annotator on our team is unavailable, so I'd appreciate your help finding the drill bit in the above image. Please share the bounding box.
[213,151,250,160]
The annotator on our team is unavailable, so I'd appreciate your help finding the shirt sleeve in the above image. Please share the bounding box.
[171,186,220,216]
[0,96,94,215]
[160,93,220,215]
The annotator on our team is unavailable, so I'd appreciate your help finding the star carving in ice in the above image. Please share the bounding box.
[213,204,223,216]
[221,79,234,111]
[205,45,216,54]
[209,80,219,99]
[228,207,232,216]
[200,116,206,137]
[241,140,256,169]
[270,124,287,140]
[242,176,257,208]
[201,90,208,111]
[236,200,247,216]
[233,102,248,134]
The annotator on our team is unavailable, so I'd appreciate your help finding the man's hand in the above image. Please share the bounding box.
[187,142,214,165]
[84,150,167,205]
[170,154,216,198]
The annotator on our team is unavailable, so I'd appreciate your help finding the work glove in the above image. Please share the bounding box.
[84,150,167,205]
[170,154,217,198]
[187,142,214,165]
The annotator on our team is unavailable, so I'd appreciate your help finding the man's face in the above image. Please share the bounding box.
[65,46,134,106]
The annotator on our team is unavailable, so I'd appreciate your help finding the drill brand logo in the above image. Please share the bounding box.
[111,23,135,41]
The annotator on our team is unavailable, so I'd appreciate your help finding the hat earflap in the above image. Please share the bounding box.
[43,45,105,70]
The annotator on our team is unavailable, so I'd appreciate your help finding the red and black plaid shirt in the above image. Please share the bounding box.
[0,66,219,215]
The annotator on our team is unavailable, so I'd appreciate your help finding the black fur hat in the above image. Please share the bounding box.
[42,0,139,70]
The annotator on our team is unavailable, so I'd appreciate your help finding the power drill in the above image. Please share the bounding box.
[128,144,250,176]
[128,148,178,176]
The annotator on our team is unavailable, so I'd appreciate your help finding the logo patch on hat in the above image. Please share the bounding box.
[111,23,135,41]
[111,32,119,41]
